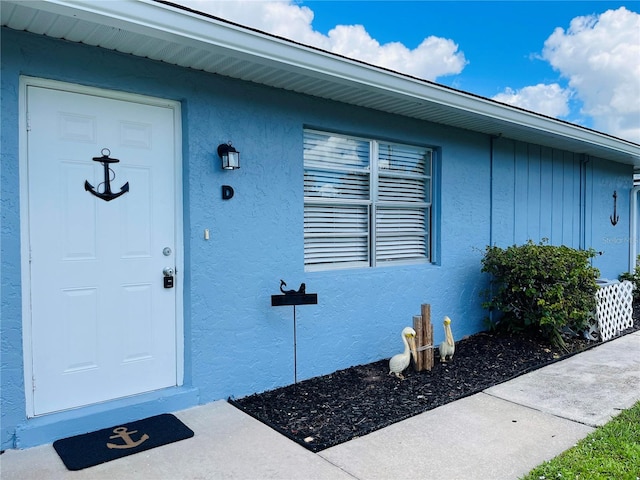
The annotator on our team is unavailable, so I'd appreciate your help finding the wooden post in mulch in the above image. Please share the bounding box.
[413,304,434,372]
[413,315,424,371]
[422,304,434,371]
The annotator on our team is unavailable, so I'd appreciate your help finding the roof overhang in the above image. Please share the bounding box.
[3,0,639,166]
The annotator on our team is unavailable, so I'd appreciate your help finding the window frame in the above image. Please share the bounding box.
[303,129,433,271]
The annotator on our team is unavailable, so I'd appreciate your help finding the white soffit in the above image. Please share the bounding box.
[2,0,639,166]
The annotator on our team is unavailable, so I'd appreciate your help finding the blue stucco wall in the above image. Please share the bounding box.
[1,28,633,449]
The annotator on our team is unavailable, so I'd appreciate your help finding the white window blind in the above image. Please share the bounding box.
[304,130,432,270]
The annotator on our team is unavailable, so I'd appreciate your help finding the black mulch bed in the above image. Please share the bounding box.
[230,320,640,453]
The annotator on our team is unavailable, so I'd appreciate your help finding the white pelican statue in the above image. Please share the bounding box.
[389,327,418,378]
[439,316,455,362]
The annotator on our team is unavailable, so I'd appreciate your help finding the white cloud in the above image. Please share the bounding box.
[174,2,638,142]
[325,25,467,80]
[542,7,640,142]
[492,83,572,119]
[177,0,467,81]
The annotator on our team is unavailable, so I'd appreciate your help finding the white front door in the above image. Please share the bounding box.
[24,81,182,416]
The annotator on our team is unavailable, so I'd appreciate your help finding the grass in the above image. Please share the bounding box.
[521,401,640,480]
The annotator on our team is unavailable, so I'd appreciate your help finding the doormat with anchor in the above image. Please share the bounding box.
[53,413,194,471]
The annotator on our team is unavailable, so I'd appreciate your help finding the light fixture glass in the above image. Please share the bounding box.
[218,142,240,170]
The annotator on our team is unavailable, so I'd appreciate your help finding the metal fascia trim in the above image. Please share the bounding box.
[23,0,640,162]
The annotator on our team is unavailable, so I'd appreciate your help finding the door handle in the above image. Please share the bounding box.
[163,267,174,277]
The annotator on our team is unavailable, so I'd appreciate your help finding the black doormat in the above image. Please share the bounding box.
[53,413,194,471]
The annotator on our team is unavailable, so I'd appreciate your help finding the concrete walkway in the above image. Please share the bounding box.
[2,331,639,480]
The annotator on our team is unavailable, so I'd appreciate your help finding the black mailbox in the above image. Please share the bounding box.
[271,293,318,306]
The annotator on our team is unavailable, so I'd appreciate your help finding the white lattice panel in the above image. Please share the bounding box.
[595,280,634,341]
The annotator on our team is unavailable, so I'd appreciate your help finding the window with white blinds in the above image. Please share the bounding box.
[304,129,432,270]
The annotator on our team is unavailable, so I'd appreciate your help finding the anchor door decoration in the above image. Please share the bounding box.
[85,148,130,201]
[610,190,619,226]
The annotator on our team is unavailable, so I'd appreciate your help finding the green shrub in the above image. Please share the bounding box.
[481,240,599,348]
[619,256,640,301]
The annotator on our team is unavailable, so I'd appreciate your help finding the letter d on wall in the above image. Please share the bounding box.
[222,185,234,200]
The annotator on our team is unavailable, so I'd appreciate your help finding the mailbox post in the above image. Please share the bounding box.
[271,281,318,384]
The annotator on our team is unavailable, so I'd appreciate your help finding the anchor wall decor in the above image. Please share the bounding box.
[610,190,619,226]
[85,148,130,202]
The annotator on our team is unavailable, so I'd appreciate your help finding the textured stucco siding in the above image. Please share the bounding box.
[1,28,632,449]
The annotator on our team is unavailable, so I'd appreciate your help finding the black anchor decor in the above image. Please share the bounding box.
[610,190,619,226]
[85,148,129,202]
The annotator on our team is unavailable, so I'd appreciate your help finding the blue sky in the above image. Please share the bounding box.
[181,1,640,142]
[305,1,630,95]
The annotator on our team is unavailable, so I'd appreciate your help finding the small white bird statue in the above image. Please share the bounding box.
[389,327,418,378]
[439,316,455,363]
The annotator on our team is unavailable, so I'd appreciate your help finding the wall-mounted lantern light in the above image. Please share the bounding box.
[217,142,240,170]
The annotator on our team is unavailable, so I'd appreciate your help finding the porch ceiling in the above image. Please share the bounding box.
[3,0,639,166]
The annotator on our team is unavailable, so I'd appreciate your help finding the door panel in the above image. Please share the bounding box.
[26,85,179,415]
